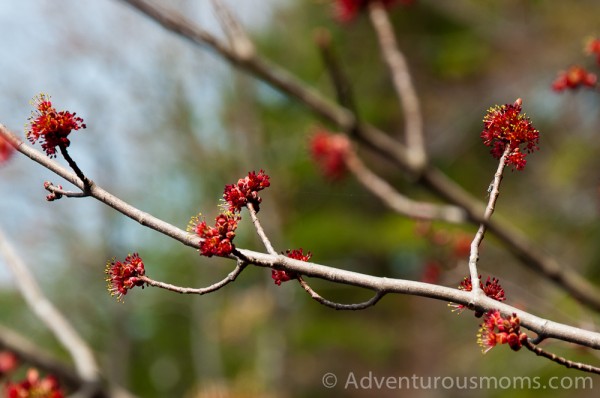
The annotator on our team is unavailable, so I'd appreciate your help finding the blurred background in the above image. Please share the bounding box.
[1,0,600,397]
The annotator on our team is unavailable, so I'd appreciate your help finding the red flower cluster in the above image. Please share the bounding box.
[334,0,413,22]
[310,130,351,180]
[272,248,312,286]
[105,253,146,301]
[552,65,597,92]
[191,213,240,257]
[478,310,527,353]
[26,94,86,158]
[451,275,505,315]
[223,170,271,213]
[585,37,600,65]
[5,368,64,398]
[0,135,14,165]
[480,99,539,171]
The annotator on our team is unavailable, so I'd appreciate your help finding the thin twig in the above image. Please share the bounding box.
[467,146,511,295]
[0,228,100,386]
[114,0,600,313]
[139,260,247,295]
[210,0,254,60]
[368,1,426,167]
[524,339,600,375]
[3,126,600,351]
[297,276,385,310]
[314,28,359,127]
[345,151,467,223]
[58,144,91,193]
[246,202,277,255]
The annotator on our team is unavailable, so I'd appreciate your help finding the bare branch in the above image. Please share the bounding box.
[368,1,426,167]
[467,146,511,294]
[246,202,277,255]
[139,260,247,295]
[210,0,254,60]
[297,276,385,310]
[45,182,89,198]
[524,339,600,375]
[0,228,101,388]
[345,151,466,223]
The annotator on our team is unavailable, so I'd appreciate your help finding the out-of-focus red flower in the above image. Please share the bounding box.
[0,135,14,165]
[585,37,600,65]
[552,65,597,92]
[480,99,539,171]
[0,351,18,376]
[310,130,351,180]
[105,253,146,302]
[5,368,64,398]
[26,94,86,158]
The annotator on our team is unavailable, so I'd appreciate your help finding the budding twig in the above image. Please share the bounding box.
[139,260,247,295]
[45,182,88,198]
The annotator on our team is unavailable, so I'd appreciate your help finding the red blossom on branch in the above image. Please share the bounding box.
[25,94,86,158]
[190,213,240,257]
[0,135,14,165]
[334,0,414,22]
[105,253,146,302]
[272,248,312,286]
[451,275,505,316]
[310,130,351,180]
[552,65,597,92]
[4,368,64,398]
[480,99,539,171]
[477,310,528,353]
[223,170,270,213]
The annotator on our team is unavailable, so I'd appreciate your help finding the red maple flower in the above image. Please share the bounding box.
[552,65,597,92]
[5,368,65,398]
[26,94,86,158]
[310,130,351,180]
[272,248,312,286]
[191,213,240,257]
[0,135,14,165]
[223,170,271,213]
[480,99,539,171]
[585,37,600,65]
[105,253,146,301]
[451,275,505,315]
[477,310,527,353]
[334,0,414,22]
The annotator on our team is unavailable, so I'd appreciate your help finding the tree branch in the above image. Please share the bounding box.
[246,202,277,255]
[523,339,600,375]
[297,276,385,310]
[2,124,600,352]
